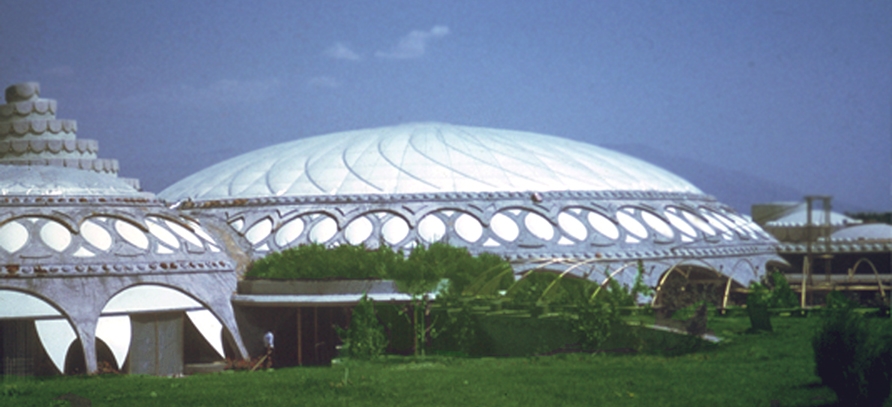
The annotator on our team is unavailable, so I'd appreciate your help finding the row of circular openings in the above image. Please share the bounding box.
[231,209,609,249]
[455,206,767,245]
[665,206,767,241]
[236,211,437,251]
[232,205,767,251]
[704,208,768,240]
[237,207,672,249]
[0,216,219,256]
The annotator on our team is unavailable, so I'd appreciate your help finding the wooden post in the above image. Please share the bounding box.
[801,257,809,309]
[722,276,733,311]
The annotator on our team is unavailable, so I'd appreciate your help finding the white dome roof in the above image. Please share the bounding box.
[831,224,892,241]
[160,123,702,201]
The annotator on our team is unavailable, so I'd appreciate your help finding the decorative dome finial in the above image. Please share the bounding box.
[5,82,40,103]
[0,81,141,190]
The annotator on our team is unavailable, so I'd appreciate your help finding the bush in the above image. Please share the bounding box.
[247,242,512,295]
[812,308,892,407]
[247,243,400,280]
[766,270,798,308]
[825,290,858,310]
[565,293,622,352]
[430,301,491,356]
[746,282,773,332]
[337,294,387,360]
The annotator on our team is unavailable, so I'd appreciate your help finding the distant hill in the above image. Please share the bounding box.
[600,143,806,215]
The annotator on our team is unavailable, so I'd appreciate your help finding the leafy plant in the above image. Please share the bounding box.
[250,241,512,357]
[825,290,858,310]
[246,243,400,280]
[812,307,892,407]
[746,282,773,332]
[390,242,511,356]
[389,244,449,357]
[336,294,387,360]
[430,300,486,356]
[561,275,624,352]
[567,296,621,351]
[766,270,798,308]
[1,384,25,397]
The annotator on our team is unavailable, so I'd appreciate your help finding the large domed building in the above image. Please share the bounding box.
[160,122,783,306]
[0,82,785,375]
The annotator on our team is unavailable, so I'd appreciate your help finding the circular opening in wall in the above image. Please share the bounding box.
[524,211,555,241]
[491,212,520,242]
[275,218,305,247]
[587,211,619,240]
[616,209,647,239]
[641,211,674,239]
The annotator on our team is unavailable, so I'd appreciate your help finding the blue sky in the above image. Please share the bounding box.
[2,0,890,213]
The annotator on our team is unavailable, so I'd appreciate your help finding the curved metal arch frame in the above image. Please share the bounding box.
[650,258,729,308]
[847,257,887,301]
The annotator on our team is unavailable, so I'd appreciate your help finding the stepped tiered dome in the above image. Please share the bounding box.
[0,83,247,375]
[0,82,139,188]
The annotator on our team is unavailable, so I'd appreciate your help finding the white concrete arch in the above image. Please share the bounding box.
[0,288,76,374]
[99,284,227,369]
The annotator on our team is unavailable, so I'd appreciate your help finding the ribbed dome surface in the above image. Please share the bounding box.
[160,123,702,201]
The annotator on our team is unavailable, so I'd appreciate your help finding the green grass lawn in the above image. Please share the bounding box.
[1,316,884,407]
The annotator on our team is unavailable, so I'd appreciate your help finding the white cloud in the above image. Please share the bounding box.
[307,76,341,88]
[375,25,450,60]
[325,42,361,61]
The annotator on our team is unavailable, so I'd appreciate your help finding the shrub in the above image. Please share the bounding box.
[337,294,387,360]
[569,298,620,351]
[247,243,399,280]
[564,287,623,352]
[812,308,892,407]
[825,290,858,310]
[430,300,489,356]
[746,282,773,332]
[766,270,798,308]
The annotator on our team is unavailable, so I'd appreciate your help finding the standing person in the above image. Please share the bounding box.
[263,331,275,369]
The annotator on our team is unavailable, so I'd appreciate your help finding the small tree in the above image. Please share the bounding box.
[389,243,449,356]
[337,294,386,360]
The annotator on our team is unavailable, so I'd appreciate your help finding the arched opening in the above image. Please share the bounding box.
[99,284,228,375]
[63,338,117,375]
[0,289,72,376]
[653,265,727,320]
